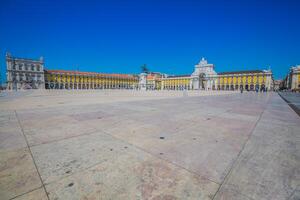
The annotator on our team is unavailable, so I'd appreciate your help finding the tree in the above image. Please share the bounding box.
[141,64,149,74]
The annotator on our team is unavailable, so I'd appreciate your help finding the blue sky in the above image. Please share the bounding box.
[0,0,299,82]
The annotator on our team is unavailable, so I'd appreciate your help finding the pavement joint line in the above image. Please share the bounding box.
[14,110,50,200]
[9,186,44,200]
[28,129,103,148]
[211,93,272,200]
[40,131,117,186]
[100,129,221,186]
[38,128,195,187]
[26,114,123,148]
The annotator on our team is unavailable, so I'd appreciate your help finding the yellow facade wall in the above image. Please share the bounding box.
[253,76,257,84]
[247,76,252,84]
[228,77,232,85]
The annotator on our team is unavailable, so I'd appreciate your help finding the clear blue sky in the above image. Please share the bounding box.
[0,0,299,82]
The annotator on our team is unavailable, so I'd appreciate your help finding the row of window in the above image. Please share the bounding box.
[46,75,137,81]
[12,77,42,81]
[46,76,138,83]
[12,63,41,71]
[11,73,42,81]
[45,78,138,84]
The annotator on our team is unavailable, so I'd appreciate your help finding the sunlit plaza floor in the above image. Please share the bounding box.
[0,90,299,200]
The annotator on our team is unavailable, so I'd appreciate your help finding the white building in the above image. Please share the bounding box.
[6,53,45,90]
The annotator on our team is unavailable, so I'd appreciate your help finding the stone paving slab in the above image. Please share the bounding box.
[153,127,253,184]
[31,132,132,184]
[0,148,43,200]
[0,90,299,200]
[278,92,300,115]
[22,115,99,146]
[214,94,300,200]
[0,111,27,151]
[44,141,218,200]
[13,188,48,200]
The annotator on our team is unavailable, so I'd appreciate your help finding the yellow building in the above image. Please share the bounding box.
[145,73,163,90]
[44,59,273,91]
[216,70,273,91]
[161,75,191,90]
[157,70,272,91]
[45,70,139,89]
[5,54,275,91]
[154,58,273,91]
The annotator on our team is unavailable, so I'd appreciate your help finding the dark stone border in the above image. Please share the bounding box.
[278,92,300,117]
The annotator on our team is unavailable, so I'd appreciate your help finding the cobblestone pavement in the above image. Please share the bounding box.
[0,90,299,200]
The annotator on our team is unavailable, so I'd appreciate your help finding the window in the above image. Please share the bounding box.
[25,64,28,71]
[12,64,16,70]
[19,64,22,70]
[31,64,35,71]
[36,65,40,71]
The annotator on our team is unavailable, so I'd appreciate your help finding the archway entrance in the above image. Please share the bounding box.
[261,84,265,92]
[245,85,249,91]
[199,73,206,90]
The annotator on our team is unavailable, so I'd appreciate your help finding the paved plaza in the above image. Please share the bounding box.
[0,90,299,200]
[278,92,300,116]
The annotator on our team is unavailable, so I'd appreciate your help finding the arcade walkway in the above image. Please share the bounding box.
[0,91,299,200]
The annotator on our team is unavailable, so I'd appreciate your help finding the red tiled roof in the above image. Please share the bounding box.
[45,69,137,78]
[147,74,155,79]
[218,70,264,75]
[166,74,191,78]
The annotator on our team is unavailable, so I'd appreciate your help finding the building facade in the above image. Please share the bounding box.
[6,53,45,90]
[151,58,273,91]
[45,70,139,90]
[273,80,282,91]
[5,54,274,91]
[281,65,300,91]
[162,75,191,90]
[140,72,163,90]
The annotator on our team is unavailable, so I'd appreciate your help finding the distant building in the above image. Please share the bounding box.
[289,65,300,90]
[5,53,274,91]
[6,53,45,90]
[143,72,164,90]
[144,58,273,91]
[281,65,300,91]
[273,80,282,91]
[44,70,139,89]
